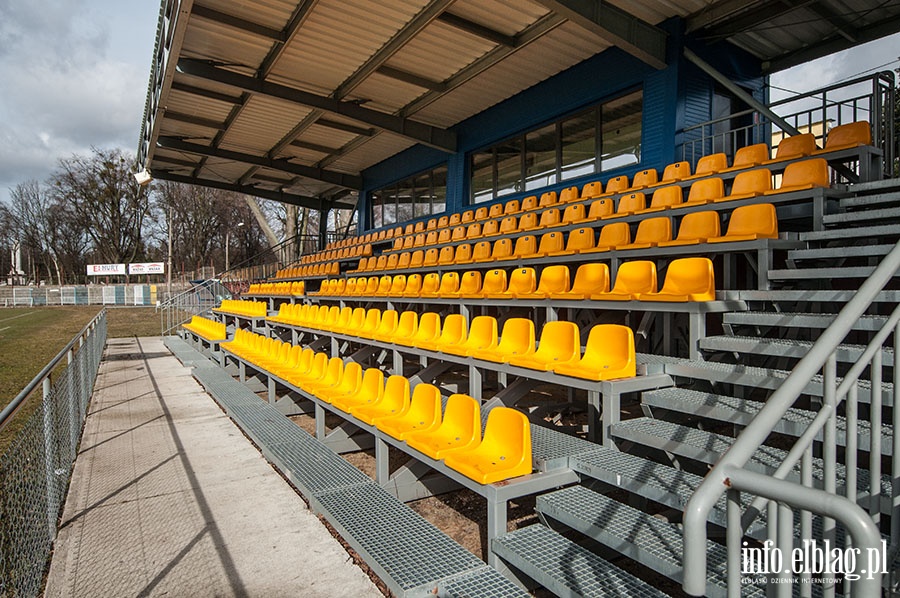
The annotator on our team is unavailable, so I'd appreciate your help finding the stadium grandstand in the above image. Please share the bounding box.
[127,0,900,595]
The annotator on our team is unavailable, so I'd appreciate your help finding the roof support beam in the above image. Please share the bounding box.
[191,5,285,41]
[690,0,816,40]
[376,66,446,92]
[258,0,319,79]
[152,171,331,210]
[163,110,224,130]
[177,58,457,152]
[157,136,363,189]
[533,0,667,69]
[436,12,516,47]
[170,81,243,105]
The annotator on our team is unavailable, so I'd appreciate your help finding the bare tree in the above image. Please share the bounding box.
[6,180,71,284]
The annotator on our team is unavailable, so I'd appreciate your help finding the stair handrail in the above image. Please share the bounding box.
[683,237,900,597]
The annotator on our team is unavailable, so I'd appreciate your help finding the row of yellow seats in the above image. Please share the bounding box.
[352,203,776,275]
[269,301,637,381]
[273,261,341,280]
[299,243,373,266]
[311,256,713,302]
[385,161,819,256]
[215,299,267,317]
[246,281,305,296]
[222,329,532,484]
[182,315,226,341]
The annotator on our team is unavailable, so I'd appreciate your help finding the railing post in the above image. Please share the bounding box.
[41,376,56,542]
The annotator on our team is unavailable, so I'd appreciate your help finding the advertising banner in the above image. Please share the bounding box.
[86,263,126,276]
[128,262,165,275]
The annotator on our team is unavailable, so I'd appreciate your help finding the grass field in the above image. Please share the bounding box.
[0,306,166,451]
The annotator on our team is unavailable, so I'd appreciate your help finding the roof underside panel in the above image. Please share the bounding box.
[219,96,315,155]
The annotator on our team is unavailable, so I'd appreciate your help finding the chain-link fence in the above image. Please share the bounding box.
[0,311,107,597]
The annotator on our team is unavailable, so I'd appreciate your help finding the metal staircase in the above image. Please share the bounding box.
[492,180,900,596]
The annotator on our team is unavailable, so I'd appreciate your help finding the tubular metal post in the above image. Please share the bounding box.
[42,377,55,541]
[823,354,837,598]
[726,489,742,598]
[870,348,882,523]
[800,447,813,598]
[777,502,793,598]
[893,321,900,549]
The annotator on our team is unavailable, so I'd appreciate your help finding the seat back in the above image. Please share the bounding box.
[507,267,537,296]
[438,314,467,347]
[351,368,385,405]
[661,161,691,182]
[363,276,380,295]
[660,257,715,300]
[674,211,720,242]
[581,324,636,377]
[632,217,672,245]
[616,192,645,215]
[409,250,425,268]
[449,213,462,226]
[412,313,441,345]
[585,198,614,220]
[581,181,603,198]
[730,168,772,196]
[404,224,415,235]
[454,243,473,263]
[512,235,537,257]
[465,222,482,239]
[520,195,539,211]
[518,212,539,230]
[560,186,579,202]
[420,272,441,296]
[496,318,536,356]
[402,273,423,296]
[562,203,585,224]
[538,191,557,208]
[374,310,399,337]
[536,264,570,295]
[694,153,727,176]
[471,241,492,262]
[375,275,392,295]
[424,231,438,246]
[466,316,498,351]
[397,252,412,269]
[385,253,400,270]
[571,263,609,295]
[423,248,440,267]
[412,233,426,248]
[596,221,630,249]
[779,158,829,190]
[388,274,407,296]
[454,271,480,296]
[346,307,367,331]
[359,308,382,337]
[490,238,513,260]
[394,311,418,340]
[649,185,683,209]
[438,245,455,265]
[437,229,452,244]
[611,261,657,294]
[533,320,580,362]
[687,177,724,203]
[438,272,461,297]
[375,255,389,270]
[564,227,594,253]
[474,207,489,220]
[631,168,658,188]
[824,121,871,149]
[461,210,475,223]
[482,269,508,295]
[426,218,438,230]
[437,215,450,228]
[536,231,564,255]
[481,219,500,237]
[774,132,816,160]
[499,215,518,234]
[731,143,768,169]
[538,208,561,228]
[451,226,466,242]
[479,407,531,469]
[504,199,520,214]
[605,175,629,195]
[725,203,778,238]
[488,203,504,218]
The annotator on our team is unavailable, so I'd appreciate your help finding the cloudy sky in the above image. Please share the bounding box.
[0,1,897,205]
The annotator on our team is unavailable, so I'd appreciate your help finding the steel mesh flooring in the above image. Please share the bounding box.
[265,439,371,494]
[494,524,667,597]
[313,484,484,592]
[725,311,888,330]
[531,425,598,470]
[436,567,529,598]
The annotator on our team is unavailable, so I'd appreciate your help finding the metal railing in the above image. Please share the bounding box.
[682,240,900,597]
[682,71,895,181]
[0,310,107,597]
[157,279,229,336]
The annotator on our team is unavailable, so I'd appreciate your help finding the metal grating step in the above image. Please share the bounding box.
[164,335,220,368]
[610,418,891,502]
[436,567,529,598]
[735,289,900,303]
[788,244,895,260]
[840,191,900,208]
[640,387,892,455]
[844,178,900,194]
[823,206,900,225]
[315,484,487,597]
[532,425,601,471]
[192,368,266,412]
[698,334,894,366]
[662,359,893,405]
[801,224,900,242]
[724,311,888,331]
[768,266,890,280]
[492,524,668,598]
[535,485,762,598]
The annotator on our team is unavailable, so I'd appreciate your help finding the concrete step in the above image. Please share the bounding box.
[640,387,893,455]
[787,244,894,260]
[492,524,668,598]
[801,224,900,242]
[698,334,894,366]
[723,311,888,331]
[822,207,900,225]
[661,360,893,405]
[840,191,900,209]
[535,485,765,598]
[844,178,900,194]
[768,266,889,280]
[610,418,891,504]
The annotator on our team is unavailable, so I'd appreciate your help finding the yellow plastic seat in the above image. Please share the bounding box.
[374,255,388,271]
[426,218,438,230]
[437,215,450,228]
[390,311,418,345]
[443,407,532,484]
[402,273,423,297]
[559,186,579,202]
[474,207,489,221]
[373,275,393,296]
[424,231,439,247]
[630,168,658,189]
[507,235,537,260]
[361,276,379,296]
[708,203,778,243]
[660,161,691,183]
[372,309,400,341]
[423,247,440,267]
[518,212,540,232]
[488,203,504,219]
[814,121,871,154]
[357,308,383,339]
[549,263,609,299]
[406,394,481,459]
[582,221,630,253]
[581,181,603,198]
[529,264,570,298]
[328,306,354,333]
[418,314,467,352]
[574,198,614,223]
[404,224,415,236]
[461,210,475,224]
[332,367,384,413]
[437,272,461,298]
[377,383,442,440]
[716,168,772,202]
[465,222,482,240]
[683,177,725,206]
[764,132,816,163]
[503,199,520,215]
[548,227,594,256]
[553,324,636,381]
[684,153,728,179]
[451,226,467,243]
[385,253,400,271]
[310,360,364,401]
[437,229,452,244]
[642,257,715,302]
[454,243,474,264]
[498,216,518,235]
[471,317,535,363]
[473,269,507,299]
[508,320,580,371]
[318,306,341,331]
[437,245,456,266]
[400,236,414,251]
[387,274,407,297]
[602,175,629,196]
[520,195,539,211]
[397,252,412,269]
[418,273,442,298]
[480,219,500,237]
[617,216,672,250]
[270,345,308,379]
[721,143,769,172]
[298,355,342,392]
[441,316,498,357]
[538,191,557,209]
[351,375,410,425]
[639,185,683,213]
[603,192,645,219]
[537,208,561,229]
[592,260,657,301]
[401,312,441,347]
[449,213,462,227]
[284,351,328,387]
[483,238,512,262]
[561,203,586,225]
[470,241,492,263]
[763,158,828,195]
[658,211,721,247]
[334,307,366,335]
[450,270,483,299]
[487,267,536,299]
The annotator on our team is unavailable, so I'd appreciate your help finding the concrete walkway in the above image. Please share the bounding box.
[45,336,381,598]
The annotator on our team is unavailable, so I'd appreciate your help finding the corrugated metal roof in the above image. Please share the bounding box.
[138,0,900,211]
